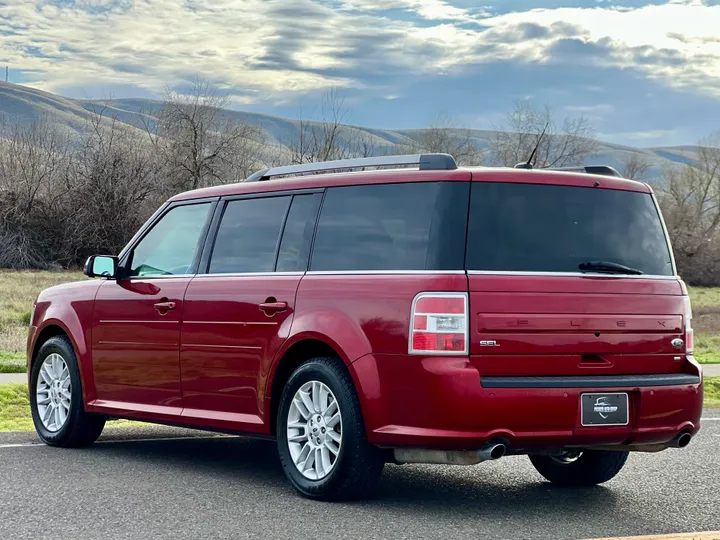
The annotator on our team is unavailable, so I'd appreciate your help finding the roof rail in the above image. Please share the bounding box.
[513,162,623,178]
[548,165,623,178]
[245,153,457,182]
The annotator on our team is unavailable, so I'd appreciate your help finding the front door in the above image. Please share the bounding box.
[92,201,214,413]
[180,193,322,431]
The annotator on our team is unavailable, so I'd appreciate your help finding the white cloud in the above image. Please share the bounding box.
[479,2,720,94]
[1,0,720,103]
[599,128,679,142]
[338,0,477,21]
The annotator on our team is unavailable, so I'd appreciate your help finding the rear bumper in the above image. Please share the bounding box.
[351,353,703,451]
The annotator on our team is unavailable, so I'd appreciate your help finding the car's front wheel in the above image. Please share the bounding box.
[529,449,629,486]
[277,357,384,500]
[30,335,106,447]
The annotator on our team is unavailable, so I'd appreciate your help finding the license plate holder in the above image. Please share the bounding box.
[580,393,629,426]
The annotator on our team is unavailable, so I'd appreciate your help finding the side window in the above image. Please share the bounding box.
[209,196,291,274]
[310,182,468,271]
[276,193,322,272]
[130,203,212,277]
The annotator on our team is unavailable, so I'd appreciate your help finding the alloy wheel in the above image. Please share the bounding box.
[286,380,343,480]
[36,353,72,432]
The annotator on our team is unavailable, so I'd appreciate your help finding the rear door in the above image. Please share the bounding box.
[179,192,322,430]
[466,178,685,380]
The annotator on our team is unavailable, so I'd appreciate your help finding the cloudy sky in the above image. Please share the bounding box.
[2,0,720,146]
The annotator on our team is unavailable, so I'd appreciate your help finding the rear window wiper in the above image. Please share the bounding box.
[578,260,643,275]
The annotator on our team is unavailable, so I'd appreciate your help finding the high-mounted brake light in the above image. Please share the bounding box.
[683,295,693,354]
[409,293,468,355]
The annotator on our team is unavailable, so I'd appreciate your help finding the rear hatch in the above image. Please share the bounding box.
[466,176,687,377]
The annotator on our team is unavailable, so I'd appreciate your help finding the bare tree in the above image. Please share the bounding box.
[489,100,597,168]
[0,117,70,268]
[148,78,266,191]
[351,130,378,159]
[287,88,357,164]
[65,105,162,265]
[622,153,652,180]
[405,112,483,166]
[659,134,720,285]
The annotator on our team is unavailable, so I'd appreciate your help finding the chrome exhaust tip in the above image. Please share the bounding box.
[393,442,507,466]
[488,443,506,460]
[670,432,692,448]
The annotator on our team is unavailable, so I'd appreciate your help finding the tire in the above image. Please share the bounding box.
[277,357,384,500]
[30,335,106,447]
[529,450,629,486]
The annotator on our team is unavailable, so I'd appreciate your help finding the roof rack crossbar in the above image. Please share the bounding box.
[245,153,457,182]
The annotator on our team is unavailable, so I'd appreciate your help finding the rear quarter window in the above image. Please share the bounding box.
[466,182,673,276]
[310,182,469,271]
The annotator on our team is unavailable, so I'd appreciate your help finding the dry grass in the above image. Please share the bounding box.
[0,270,84,353]
[688,287,720,309]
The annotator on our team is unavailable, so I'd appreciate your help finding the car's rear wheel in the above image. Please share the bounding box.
[277,357,384,500]
[529,449,629,486]
[30,336,106,447]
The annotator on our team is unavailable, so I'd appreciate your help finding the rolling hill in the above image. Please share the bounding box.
[0,81,699,182]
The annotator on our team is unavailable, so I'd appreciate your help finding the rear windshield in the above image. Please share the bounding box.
[466,182,673,276]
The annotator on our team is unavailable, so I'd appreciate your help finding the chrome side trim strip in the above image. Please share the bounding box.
[121,270,677,279]
[183,321,278,326]
[305,270,466,276]
[121,274,195,280]
[466,271,678,280]
[194,272,305,278]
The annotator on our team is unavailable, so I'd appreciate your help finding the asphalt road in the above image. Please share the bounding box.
[1,412,719,540]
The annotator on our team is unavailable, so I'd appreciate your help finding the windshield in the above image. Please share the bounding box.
[466,182,674,276]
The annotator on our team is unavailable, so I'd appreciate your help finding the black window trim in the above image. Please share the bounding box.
[198,188,325,276]
[272,197,294,272]
[117,197,219,280]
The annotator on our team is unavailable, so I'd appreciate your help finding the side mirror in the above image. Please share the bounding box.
[84,255,119,279]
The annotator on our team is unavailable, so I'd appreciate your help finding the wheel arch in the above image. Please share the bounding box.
[31,320,94,403]
[267,335,373,437]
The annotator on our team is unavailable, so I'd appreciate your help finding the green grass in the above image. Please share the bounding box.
[695,349,720,365]
[0,384,33,431]
[695,333,720,364]
[0,384,145,432]
[705,376,720,408]
[0,350,25,373]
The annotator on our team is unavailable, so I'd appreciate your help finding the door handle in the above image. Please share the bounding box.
[154,301,176,314]
[259,301,288,313]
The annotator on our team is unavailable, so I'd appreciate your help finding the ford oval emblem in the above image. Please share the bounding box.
[671,338,684,349]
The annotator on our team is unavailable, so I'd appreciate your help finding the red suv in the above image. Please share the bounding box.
[27,154,703,500]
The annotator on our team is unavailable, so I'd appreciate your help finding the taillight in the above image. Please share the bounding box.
[683,295,693,354]
[410,293,468,355]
